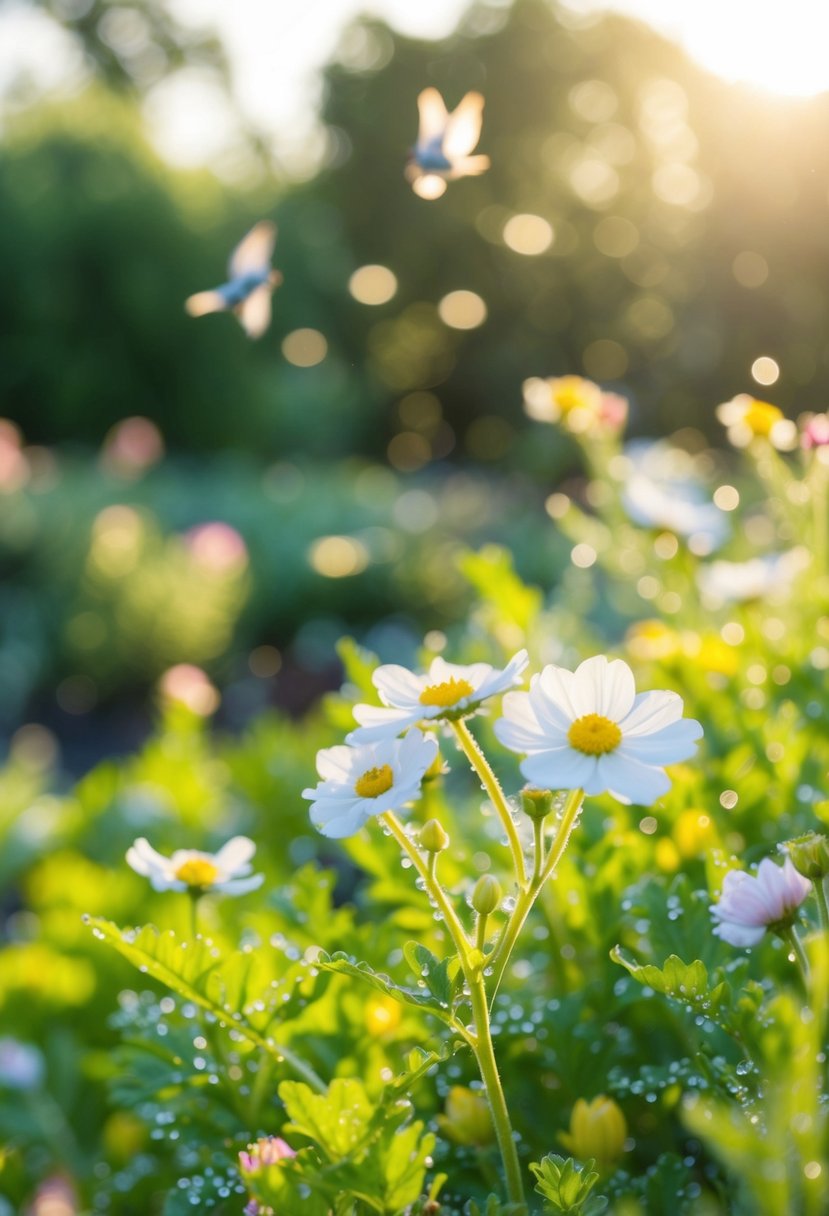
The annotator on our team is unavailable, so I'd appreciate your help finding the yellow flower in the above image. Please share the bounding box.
[364,994,402,1037]
[437,1086,495,1146]
[626,620,682,662]
[673,809,717,859]
[560,1095,627,1170]
[523,375,622,435]
[716,394,796,450]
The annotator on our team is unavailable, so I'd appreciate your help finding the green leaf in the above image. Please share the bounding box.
[88,918,322,1078]
[315,950,462,1029]
[529,1154,607,1214]
[281,1077,376,1158]
[403,941,463,1010]
[610,946,732,1020]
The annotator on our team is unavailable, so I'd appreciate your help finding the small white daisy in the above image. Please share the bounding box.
[621,440,729,553]
[494,655,702,805]
[697,548,810,606]
[126,836,264,895]
[347,650,528,744]
[711,858,811,948]
[716,394,797,451]
[303,730,438,838]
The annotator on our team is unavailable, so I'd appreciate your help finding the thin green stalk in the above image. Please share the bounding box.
[782,926,810,987]
[188,891,200,940]
[486,790,584,1003]
[531,817,546,886]
[381,811,472,963]
[476,911,489,953]
[468,970,526,1210]
[452,719,527,887]
[815,878,829,935]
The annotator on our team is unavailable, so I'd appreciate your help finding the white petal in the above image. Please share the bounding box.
[372,664,425,708]
[213,836,256,876]
[573,656,636,719]
[312,802,370,838]
[494,701,553,754]
[475,649,529,699]
[712,919,765,948]
[519,748,598,791]
[126,838,174,879]
[619,690,684,736]
[536,665,584,720]
[216,873,265,896]
[529,678,578,734]
[618,719,703,765]
[593,752,671,804]
[316,745,357,782]
[348,706,422,743]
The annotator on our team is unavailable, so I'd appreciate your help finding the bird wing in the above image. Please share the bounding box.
[185,290,227,317]
[416,88,449,146]
[443,92,485,159]
[229,220,277,278]
[236,283,273,339]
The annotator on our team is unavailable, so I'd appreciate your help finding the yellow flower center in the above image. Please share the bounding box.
[354,764,395,798]
[175,858,220,887]
[552,376,594,416]
[568,713,622,755]
[419,677,474,708]
[743,399,782,437]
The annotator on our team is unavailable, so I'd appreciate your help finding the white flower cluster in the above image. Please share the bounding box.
[303,649,703,836]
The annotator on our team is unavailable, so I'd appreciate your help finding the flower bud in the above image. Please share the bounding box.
[559,1095,627,1171]
[238,1136,296,1177]
[520,786,554,821]
[420,819,449,854]
[437,1086,494,1146]
[787,832,829,881]
[471,874,502,917]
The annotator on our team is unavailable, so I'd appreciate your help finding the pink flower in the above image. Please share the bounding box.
[802,412,829,449]
[239,1136,296,1175]
[711,857,811,947]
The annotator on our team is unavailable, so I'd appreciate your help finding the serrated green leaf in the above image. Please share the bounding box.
[88,918,325,1087]
[403,941,463,1010]
[529,1153,606,1214]
[316,950,462,1029]
[280,1077,375,1158]
[610,946,732,1019]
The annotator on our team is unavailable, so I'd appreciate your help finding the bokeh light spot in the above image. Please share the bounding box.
[282,328,328,367]
[502,214,554,255]
[751,355,780,385]
[308,535,369,578]
[438,290,487,330]
[348,264,398,305]
[412,175,447,200]
[582,338,628,378]
[732,250,769,288]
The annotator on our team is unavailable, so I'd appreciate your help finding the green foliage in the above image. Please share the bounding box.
[529,1155,607,1215]
[316,949,463,1030]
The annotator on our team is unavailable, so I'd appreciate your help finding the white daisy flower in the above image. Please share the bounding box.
[620,440,729,553]
[697,548,810,606]
[494,655,702,805]
[126,836,264,895]
[347,650,528,744]
[711,858,811,948]
[716,394,797,451]
[303,730,438,838]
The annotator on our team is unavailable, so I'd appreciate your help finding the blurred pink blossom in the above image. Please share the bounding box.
[711,857,811,947]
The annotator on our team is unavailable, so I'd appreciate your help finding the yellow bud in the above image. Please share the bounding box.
[788,833,829,881]
[560,1095,627,1170]
[655,838,680,873]
[673,809,717,859]
[437,1086,495,1146]
[471,874,502,917]
[364,994,402,1037]
[520,787,554,821]
[420,819,449,854]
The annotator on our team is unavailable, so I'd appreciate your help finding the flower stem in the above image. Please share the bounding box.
[452,719,526,887]
[782,926,810,986]
[188,891,200,941]
[468,969,526,1211]
[381,811,472,964]
[814,878,829,934]
[486,789,584,1003]
[532,817,546,886]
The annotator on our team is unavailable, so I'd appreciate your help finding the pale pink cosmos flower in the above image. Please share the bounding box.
[711,857,811,947]
[239,1136,296,1175]
[802,412,829,449]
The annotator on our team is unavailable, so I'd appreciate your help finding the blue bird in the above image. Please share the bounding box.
[185,221,281,339]
[406,89,490,199]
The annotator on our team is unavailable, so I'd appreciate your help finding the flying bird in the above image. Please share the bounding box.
[406,88,490,199]
[185,221,282,339]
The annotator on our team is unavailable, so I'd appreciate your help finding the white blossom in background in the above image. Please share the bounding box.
[348,650,528,744]
[0,1038,44,1090]
[303,730,438,837]
[711,858,811,947]
[126,836,264,894]
[620,440,729,553]
[716,394,798,450]
[495,655,702,805]
[697,548,810,605]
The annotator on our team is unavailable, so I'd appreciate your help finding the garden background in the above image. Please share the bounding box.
[2,1,829,1213]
